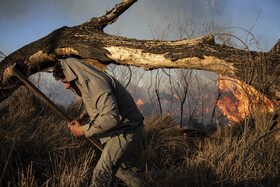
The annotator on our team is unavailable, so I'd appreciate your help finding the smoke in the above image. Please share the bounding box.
[145,0,205,18]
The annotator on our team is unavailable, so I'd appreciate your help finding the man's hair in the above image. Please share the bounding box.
[53,61,65,80]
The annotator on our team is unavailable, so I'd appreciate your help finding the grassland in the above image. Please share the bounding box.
[0,86,279,186]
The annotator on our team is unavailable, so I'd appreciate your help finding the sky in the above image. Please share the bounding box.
[1,0,280,57]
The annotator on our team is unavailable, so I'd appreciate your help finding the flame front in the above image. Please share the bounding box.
[216,74,274,125]
[136,98,145,113]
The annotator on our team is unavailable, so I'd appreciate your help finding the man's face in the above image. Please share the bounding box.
[60,77,77,95]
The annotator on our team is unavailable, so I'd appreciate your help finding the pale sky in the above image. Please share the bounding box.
[0,0,280,56]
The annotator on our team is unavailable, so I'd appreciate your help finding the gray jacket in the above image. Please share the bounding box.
[60,58,143,144]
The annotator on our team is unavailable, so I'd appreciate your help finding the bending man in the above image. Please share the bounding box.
[53,57,144,187]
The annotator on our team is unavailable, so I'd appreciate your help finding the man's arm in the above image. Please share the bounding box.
[68,111,103,137]
[81,77,120,137]
[75,107,89,122]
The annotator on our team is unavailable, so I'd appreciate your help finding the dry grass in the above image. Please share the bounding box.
[0,86,279,186]
[0,87,98,186]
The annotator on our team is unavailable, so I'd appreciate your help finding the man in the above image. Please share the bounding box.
[53,57,144,187]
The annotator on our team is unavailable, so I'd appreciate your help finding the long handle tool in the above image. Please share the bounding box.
[11,66,103,151]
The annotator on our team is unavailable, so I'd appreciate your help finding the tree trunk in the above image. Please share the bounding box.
[0,0,279,122]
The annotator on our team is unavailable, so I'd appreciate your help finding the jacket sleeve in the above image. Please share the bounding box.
[81,76,120,137]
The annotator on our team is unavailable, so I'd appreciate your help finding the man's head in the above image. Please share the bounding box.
[53,61,65,80]
[53,61,81,96]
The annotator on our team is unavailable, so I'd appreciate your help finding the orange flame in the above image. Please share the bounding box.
[173,94,180,100]
[136,98,145,113]
[205,106,209,114]
[205,0,215,9]
[163,99,169,104]
[211,0,215,7]
[216,74,274,125]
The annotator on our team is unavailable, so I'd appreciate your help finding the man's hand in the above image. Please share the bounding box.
[68,120,85,137]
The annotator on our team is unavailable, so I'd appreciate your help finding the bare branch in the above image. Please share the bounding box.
[87,0,137,30]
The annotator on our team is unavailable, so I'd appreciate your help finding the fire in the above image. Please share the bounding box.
[163,99,169,104]
[205,0,215,9]
[173,94,180,100]
[205,106,209,114]
[216,74,274,125]
[211,0,215,7]
[136,98,145,113]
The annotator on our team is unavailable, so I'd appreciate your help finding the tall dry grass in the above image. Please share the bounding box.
[0,86,279,186]
[0,87,98,186]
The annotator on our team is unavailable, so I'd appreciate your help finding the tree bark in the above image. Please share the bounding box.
[0,0,279,113]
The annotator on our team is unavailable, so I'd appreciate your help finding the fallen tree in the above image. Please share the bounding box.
[0,0,279,124]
